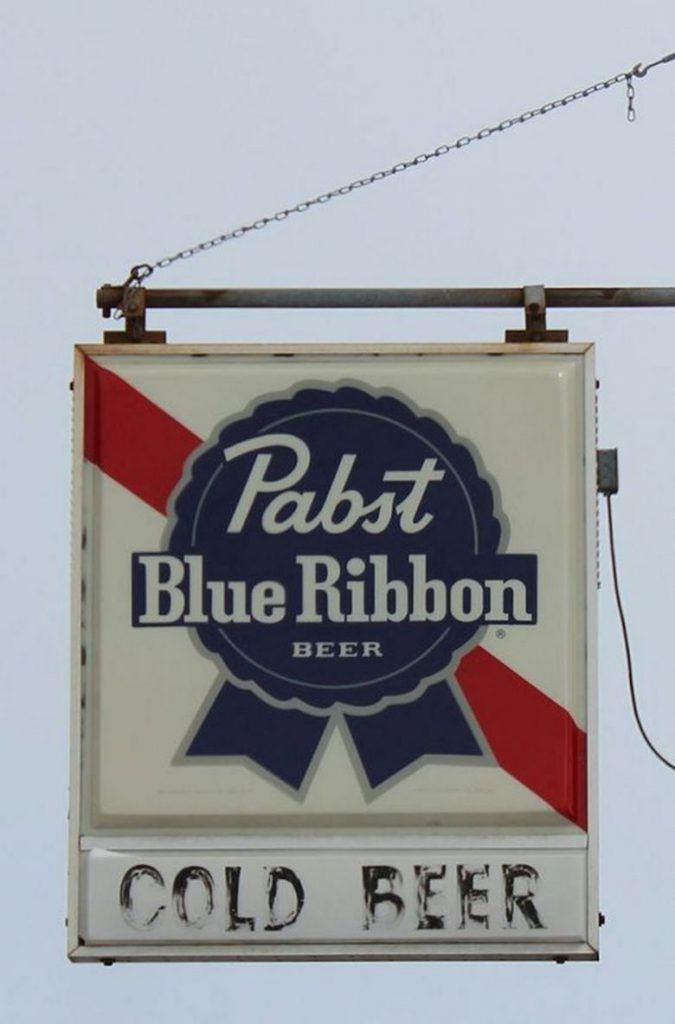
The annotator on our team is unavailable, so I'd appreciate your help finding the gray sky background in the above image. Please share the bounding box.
[2,1,674,1020]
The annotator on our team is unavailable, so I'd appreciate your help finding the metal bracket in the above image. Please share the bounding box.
[100,283,166,344]
[504,285,569,344]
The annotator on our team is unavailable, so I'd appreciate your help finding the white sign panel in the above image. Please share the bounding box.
[69,342,597,961]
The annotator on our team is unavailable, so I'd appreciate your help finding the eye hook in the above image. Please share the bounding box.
[113,264,153,321]
[632,51,675,78]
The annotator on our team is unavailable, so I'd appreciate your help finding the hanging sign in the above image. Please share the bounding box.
[69,342,597,961]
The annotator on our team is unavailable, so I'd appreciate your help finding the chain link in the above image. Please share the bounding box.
[626,74,637,122]
[134,52,675,281]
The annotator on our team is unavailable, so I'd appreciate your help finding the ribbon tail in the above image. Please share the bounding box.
[185,683,329,791]
[344,681,482,789]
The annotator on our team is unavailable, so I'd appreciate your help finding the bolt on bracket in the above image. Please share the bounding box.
[505,285,569,344]
[102,284,167,344]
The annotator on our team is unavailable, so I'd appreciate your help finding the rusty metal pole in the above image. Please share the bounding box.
[96,284,675,343]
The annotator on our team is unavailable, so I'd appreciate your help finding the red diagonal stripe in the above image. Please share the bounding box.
[83,358,587,827]
[456,646,587,829]
[84,356,201,515]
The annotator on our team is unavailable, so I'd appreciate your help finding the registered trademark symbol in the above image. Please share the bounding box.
[496,629,506,639]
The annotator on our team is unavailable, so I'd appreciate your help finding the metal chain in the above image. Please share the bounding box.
[626,74,637,122]
[129,51,675,283]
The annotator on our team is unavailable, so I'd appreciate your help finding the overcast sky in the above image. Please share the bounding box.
[2,1,675,1020]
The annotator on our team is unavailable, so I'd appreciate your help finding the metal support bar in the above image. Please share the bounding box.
[97,285,675,312]
[95,284,675,344]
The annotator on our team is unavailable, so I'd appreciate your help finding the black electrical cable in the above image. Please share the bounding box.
[606,493,675,771]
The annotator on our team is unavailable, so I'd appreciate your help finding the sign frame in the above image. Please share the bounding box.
[69,341,598,962]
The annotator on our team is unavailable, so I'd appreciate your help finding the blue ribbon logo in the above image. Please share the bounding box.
[132,386,537,791]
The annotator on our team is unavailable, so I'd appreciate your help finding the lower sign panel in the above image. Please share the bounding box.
[77,846,592,959]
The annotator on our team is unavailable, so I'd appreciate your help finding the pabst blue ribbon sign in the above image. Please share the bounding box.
[70,344,597,962]
[132,386,537,790]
